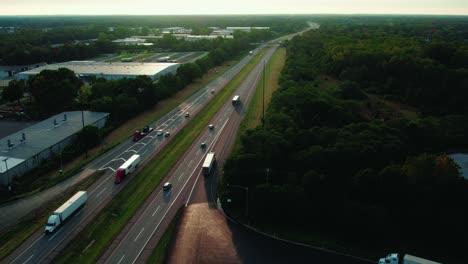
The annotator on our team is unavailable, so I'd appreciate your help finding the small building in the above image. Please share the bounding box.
[112,37,146,45]
[0,111,109,186]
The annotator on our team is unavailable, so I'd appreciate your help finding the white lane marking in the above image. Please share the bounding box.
[141,149,148,157]
[188,160,193,166]
[178,172,185,182]
[164,189,172,197]
[48,229,63,241]
[186,118,229,207]
[89,171,113,195]
[152,205,161,217]
[96,187,107,198]
[73,205,87,218]
[134,227,145,242]
[23,255,34,264]
[196,149,200,155]
[9,235,44,264]
[117,255,125,264]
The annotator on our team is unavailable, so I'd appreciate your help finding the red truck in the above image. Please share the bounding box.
[133,126,154,141]
[115,154,141,183]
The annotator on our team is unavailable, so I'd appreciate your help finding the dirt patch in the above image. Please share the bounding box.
[167,203,241,264]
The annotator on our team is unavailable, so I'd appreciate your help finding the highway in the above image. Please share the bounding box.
[100,46,278,264]
[4,47,264,264]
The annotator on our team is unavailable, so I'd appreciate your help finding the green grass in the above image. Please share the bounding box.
[232,47,286,153]
[52,50,265,264]
[146,208,183,264]
[0,171,103,261]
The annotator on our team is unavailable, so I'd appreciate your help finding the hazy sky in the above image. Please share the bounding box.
[1,0,468,15]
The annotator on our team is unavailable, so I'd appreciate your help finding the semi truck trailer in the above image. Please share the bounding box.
[133,126,154,141]
[202,152,216,176]
[378,253,441,264]
[115,154,141,183]
[44,191,87,233]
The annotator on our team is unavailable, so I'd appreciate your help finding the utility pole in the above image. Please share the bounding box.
[262,59,266,126]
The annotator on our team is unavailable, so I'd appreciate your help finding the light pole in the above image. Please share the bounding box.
[227,184,249,220]
[262,59,265,126]
[3,158,10,190]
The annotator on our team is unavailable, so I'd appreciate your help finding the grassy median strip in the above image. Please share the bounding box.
[52,50,265,264]
[0,170,103,261]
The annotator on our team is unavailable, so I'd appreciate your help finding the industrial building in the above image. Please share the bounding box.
[0,62,47,79]
[0,111,109,186]
[15,61,179,81]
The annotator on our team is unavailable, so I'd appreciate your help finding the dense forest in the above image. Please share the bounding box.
[0,15,306,65]
[223,17,468,263]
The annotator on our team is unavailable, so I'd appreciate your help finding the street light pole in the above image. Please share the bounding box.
[3,158,10,190]
[262,59,265,126]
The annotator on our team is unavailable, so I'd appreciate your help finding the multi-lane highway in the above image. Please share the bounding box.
[4,46,265,264]
[100,46,278,264]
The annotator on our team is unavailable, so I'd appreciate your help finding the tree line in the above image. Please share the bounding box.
[223,18,468,263]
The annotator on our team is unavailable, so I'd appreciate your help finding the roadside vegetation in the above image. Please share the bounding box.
[52,49,265,264]
[223,17,468,263]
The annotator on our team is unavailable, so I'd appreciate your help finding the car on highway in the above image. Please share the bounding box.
[163,182,172,191]
[185,112,190,117]
[165,131,170,137]
[157,129,163,136]
[201,142,206,148]
[209,124,214,130]
[211,89,215,94]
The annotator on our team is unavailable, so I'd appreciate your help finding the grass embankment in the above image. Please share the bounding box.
[146,208,183,264]
[52,50,265,264]
[0,171,103,261]
[232,47,286,152]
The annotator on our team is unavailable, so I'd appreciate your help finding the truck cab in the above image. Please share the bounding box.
[379,253,399,264]
[115,168,125,184]
[45,214,61,233]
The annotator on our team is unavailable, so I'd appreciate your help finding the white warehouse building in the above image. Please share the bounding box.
[15,61,180,81]
[0,111,109,186]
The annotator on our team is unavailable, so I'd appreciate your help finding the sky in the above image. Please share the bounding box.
[1,0,468,16]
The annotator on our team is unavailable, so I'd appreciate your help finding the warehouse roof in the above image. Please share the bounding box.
[16,61,178,79]
[0,111,108,172]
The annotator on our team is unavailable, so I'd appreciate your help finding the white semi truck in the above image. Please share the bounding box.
[45,191,88,233]
[115,154,141,183]
[378,253,441,264]
[202,152,216,176]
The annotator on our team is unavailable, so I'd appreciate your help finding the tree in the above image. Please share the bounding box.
[29,68,82,116]
[2,79,25,103]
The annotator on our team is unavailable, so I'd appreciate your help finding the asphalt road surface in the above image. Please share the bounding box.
[99,46,278,264]
[4,47,264,264]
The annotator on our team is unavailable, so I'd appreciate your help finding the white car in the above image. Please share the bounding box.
[157,130,163,136]
[165,131,170,137]
[209,124,214,129]
[163,182,172,190]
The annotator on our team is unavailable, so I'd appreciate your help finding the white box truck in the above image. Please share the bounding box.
[202,152,216,176]
[232,95,240,106]
[45,191,87,233]
[115,154,141,183]
[378,253,441,264]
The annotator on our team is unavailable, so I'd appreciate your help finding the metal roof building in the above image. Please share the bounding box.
[15,61,179,81]
[0,111,109,186]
